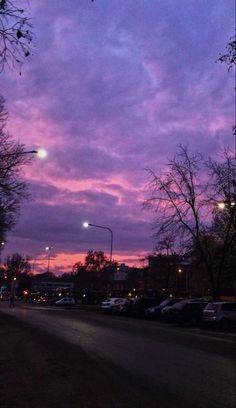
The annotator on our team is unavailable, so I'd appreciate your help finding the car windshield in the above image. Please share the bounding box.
[205,303,216,310]
[174,301,188,309]
[159,299,171,307]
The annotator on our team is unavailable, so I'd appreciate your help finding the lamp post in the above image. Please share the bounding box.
[83,222,113,262]
[0,241,5,265]
[176,268,188,293]
[45,246,53,273]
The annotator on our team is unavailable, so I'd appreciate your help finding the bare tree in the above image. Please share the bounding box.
[218,33,236,71]
[6,252,31,276]
[0,0,33,73]
[0,95,32,242]
[84,250,110,272]
[218,34,236,137]
[154,235,178,295]
[144,145,236,300]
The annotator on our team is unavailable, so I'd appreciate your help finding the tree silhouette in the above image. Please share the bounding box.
[0,0,33,73]
[0,96,32,242]
[144,145,236,300]
[218,34,236,71]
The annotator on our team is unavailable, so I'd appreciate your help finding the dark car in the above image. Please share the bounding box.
[130,297,161,318]
[111,298,134,315]
[162,298,208,324]
[168,299,208,325]
[145,298,184,319]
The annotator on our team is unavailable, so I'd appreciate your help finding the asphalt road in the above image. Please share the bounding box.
[0,302,235,408]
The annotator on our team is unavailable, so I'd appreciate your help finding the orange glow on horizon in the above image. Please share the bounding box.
[31,251,148,276]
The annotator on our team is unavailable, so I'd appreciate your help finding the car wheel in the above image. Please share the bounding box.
[218,318,231,330]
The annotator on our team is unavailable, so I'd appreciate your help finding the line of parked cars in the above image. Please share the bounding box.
[101,297,236,329]
[101,297,161,318]
[32,296,76,306]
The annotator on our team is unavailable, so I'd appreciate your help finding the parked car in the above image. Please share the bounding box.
[130,297,161,318]
[162,298,208,324]
[202,302,236,329]
[176,300,209,325]
[145,298,184,319]
[54,297,75,306]
[111,298,131,314]
[101,298,124,312]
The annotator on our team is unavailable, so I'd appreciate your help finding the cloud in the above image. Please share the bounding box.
[1,0,234,272]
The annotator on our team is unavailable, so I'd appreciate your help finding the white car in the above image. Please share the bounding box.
[54,297,75,306]
[202,302,236,329]
[101,298,124,311]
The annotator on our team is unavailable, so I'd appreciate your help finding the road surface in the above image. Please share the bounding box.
[0,302,235,408]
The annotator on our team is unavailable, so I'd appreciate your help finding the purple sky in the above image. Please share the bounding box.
[1,0,235,274]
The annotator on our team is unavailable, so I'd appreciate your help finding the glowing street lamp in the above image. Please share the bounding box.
[36,148,47,159]
[22,148,47,159]
[218,202,226,210]
[83,222,113,262]
[217,197,236,211]
[2,148,47,159]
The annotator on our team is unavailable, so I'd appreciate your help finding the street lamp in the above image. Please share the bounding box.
[45,246,53,273]
[36,149,47,159]
[2,148,47,159]
[83,222,113,262]
[217,192,236,211]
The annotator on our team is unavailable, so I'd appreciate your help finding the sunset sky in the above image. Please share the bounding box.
[1,0,235,275]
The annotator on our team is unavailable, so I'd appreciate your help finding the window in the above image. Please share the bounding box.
[222,303,236,311]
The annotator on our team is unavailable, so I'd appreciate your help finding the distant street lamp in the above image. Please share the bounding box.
[45,246,53,273]
[83,222,113,262]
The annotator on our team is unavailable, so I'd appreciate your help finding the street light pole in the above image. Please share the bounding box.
[45,246,53,273]
[83,222,113,262]
[0,241,5,265]
[2,149,47,159]
[176,268,188,293]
